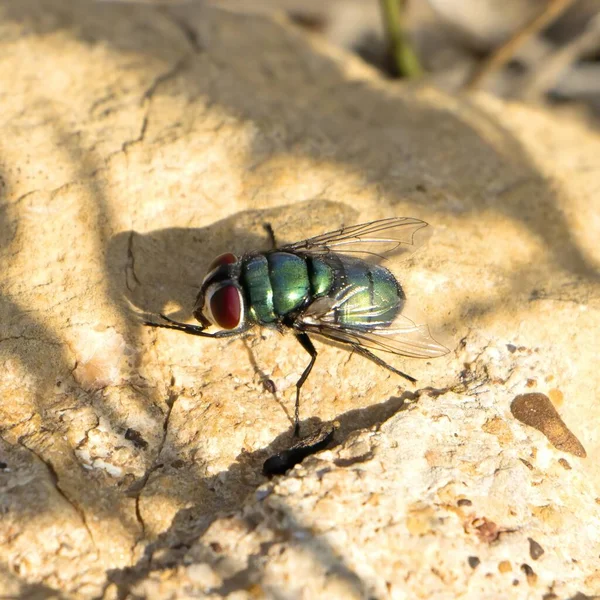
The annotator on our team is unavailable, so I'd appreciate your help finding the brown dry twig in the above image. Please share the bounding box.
[520,12,600,100]
[465,0,579,90]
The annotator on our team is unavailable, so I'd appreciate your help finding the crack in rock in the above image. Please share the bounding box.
[130,384,179,541]
[125,230,141,292]
[16,436,98,554]
[163,9,204,54]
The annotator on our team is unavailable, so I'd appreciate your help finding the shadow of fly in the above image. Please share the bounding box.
[145,218,448,437]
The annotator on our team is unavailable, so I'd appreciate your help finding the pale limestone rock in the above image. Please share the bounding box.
[0,1,599,599]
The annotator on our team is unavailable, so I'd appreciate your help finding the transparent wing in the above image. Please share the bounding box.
[298,291,448,360]
[279,217,430,261]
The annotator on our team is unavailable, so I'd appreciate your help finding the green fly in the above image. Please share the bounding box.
[145,218,448,436]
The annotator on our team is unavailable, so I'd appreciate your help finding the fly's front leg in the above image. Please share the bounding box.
[144,314,248,338]
[293,332,318,438]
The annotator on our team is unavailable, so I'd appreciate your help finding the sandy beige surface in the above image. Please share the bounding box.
[0,1,599,598]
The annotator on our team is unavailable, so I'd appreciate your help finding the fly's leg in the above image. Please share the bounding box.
[263,222,277,249]
[350,344,417,384]
[294,332,318,438]
[144,314,247,338]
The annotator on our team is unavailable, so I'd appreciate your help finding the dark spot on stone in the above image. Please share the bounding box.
[519,458,534,470]
[263,424,334,477]
[506,344,517,353]
[416,183,427,192]
[520,563,537,583]
[172,542,190,550]
[0,461,7,470]
[528,538,545,560]
[171,459,185,469]
[511,393,586,457]
[210,541,223,553]
[457,498,472,507]
[513,579,520,586]
[262,378,276,394]
[521,563,533,575]
[474,517,500,543]
[125,428,148,450]
[288,11,327,33]
[558,458,571,470]
[468,556,480,568]
[542,593,558,600]
[526,378,537,388]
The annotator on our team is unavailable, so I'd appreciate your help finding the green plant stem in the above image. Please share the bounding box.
[379,0,422,78]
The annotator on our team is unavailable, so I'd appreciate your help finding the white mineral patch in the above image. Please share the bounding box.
[68,326,132,390]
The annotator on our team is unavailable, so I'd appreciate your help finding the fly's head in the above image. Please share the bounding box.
[193,253,245,331]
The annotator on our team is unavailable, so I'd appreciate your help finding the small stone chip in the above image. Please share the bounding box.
[510,393,586,457]
[498,560,512,573]
[528,538,545,560]
[262,378,276,394]
[520,563,537,584]
[125,428,148,450]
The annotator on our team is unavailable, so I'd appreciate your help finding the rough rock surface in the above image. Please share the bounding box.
[0,1,599,599]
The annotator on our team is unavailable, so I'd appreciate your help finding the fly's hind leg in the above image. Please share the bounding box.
[293,332,318,438]
[350,344,417,384]
[263,223,277,249]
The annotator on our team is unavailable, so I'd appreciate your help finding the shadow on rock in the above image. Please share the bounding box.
[105,389,414,597]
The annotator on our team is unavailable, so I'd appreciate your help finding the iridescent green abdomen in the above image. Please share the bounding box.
[336,260,402,328]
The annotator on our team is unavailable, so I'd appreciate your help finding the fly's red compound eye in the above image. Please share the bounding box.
[208,253,237,272]
[210,285,242,329]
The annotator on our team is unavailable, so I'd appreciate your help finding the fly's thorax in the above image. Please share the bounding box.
[240,254,275,324]
[239,252,337,325]
[193,253,246,330]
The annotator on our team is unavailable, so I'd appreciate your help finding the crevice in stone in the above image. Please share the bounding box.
[125,230,141,292]
[130,382,179,542]
[0,334,61,346]
[116,56,189,160]
[121,115,148,155]
[0,413,35,435]
[16,437,98,553]
[75,415,101,451]
[163,9,204,54]
[142,57,189,103]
